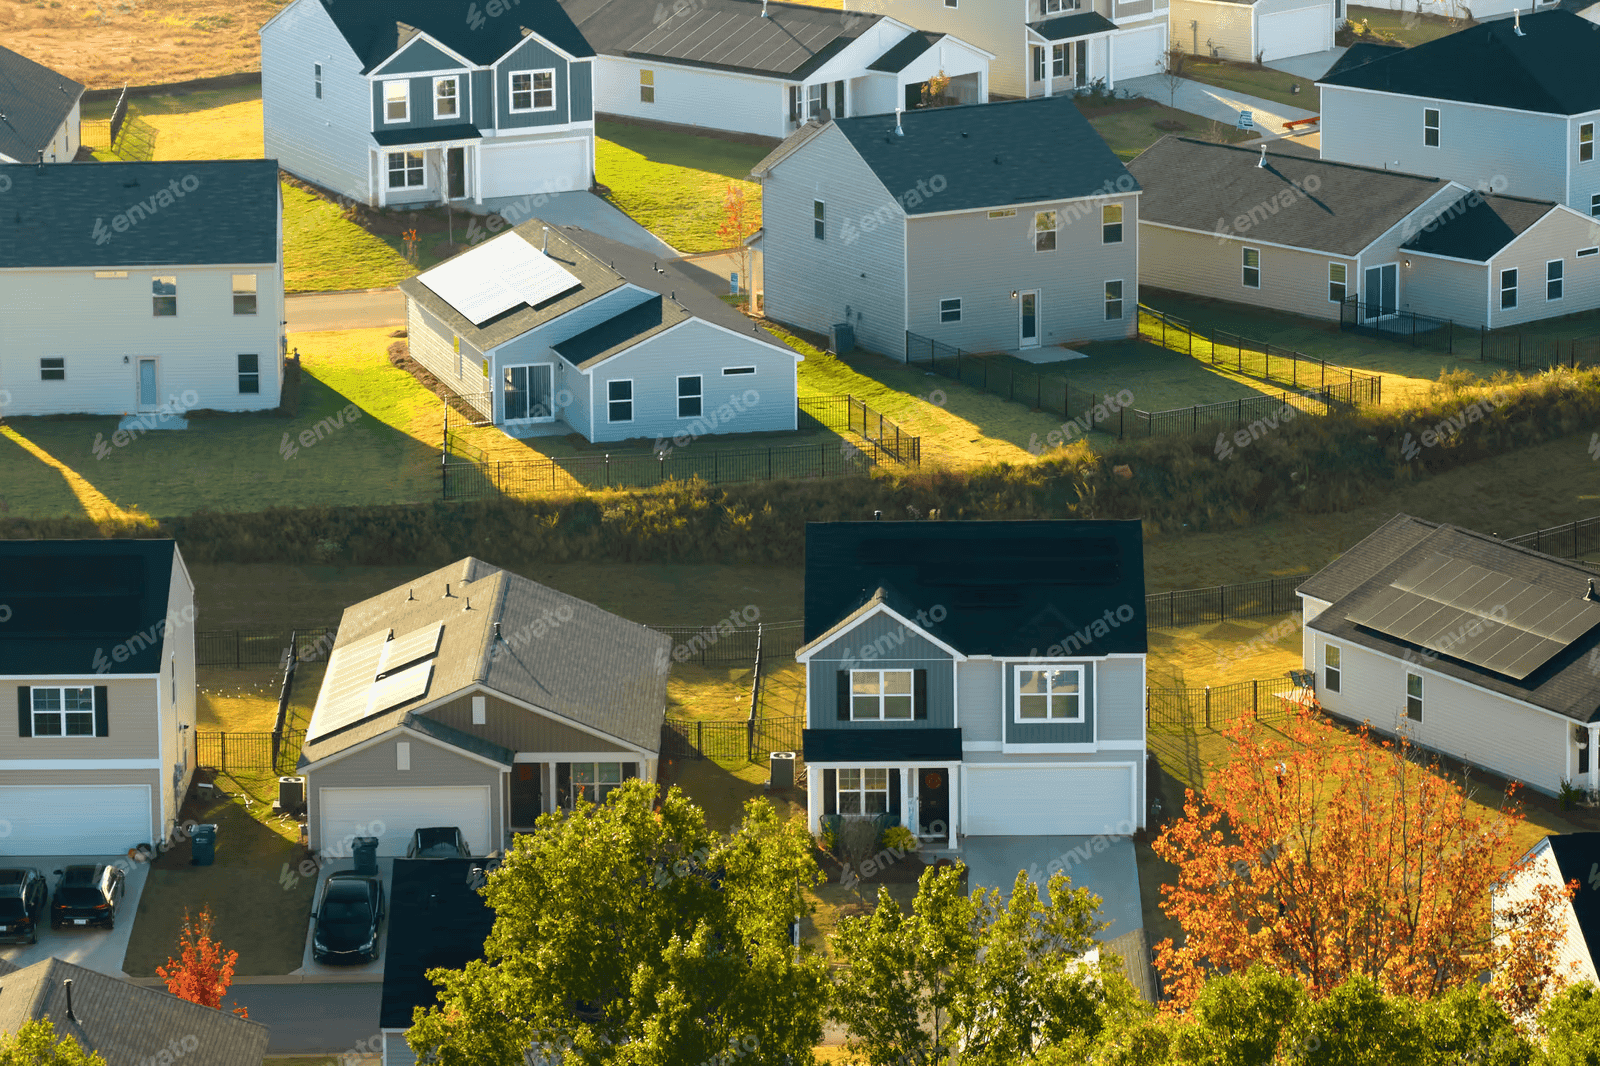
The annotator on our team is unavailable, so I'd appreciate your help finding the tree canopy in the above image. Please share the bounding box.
[0,1020,106,1066]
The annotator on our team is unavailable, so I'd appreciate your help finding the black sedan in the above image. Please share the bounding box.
[406,826,471,858]
[312,872,385,964]
[50,864,125,931]
[0,868,48,944]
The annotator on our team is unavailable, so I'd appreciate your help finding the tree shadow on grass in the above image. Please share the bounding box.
[0,425,106,519]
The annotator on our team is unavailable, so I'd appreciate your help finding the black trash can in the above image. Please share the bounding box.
[191,824,217,866]
[352,836,379,877]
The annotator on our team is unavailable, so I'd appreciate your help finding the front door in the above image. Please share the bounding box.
[1019,291,1040,349]
[504,364,555,421]
[918,769,949,839]
[137,358,158,411]
[1075,41,1088,88]
[510,763,542,828]
[1363,263,1398,321]
[447,147,467,200]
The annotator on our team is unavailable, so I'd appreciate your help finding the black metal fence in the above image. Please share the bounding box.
[906,330,1109,427]
[196,728,305,776]
[1479,330,1600,372]
[1124,392,1325,438]
[663,715,804,763]
[1505,516,1600,560]
[802,395,921,466]
[1144,576,1307,628]
[196,627,337,668]
[1339,298,1461,354]
[653,620,804,667]
[1147,676,1314,732]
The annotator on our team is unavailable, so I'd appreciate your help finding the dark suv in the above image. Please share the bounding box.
[50,864,125,931]
[0,868,48,944]
[406,827,471,858]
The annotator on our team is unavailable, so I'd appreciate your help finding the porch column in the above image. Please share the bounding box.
[946,764,959,849]
[474,143,484,206]
[1589,725,1599,795]
[544,761,556,815]
[376,150,388,209]
[901,767,914,834]
[807,769,822,835]
[1106,36,1116,92]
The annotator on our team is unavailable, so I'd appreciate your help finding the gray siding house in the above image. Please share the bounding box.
[799,520,1148,849]
[298,558,671,856]
[0,43,84,164]
[753,95,1140,358]
[398,220,800,444]
[261,0,597,209]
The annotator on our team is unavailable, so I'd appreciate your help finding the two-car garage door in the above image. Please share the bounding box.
[319,786,492,857]
[1111,25,1168,84]
[0,785,152,854]
[963,765,1136,836]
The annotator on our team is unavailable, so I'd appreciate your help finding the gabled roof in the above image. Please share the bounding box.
[1029,12,1120,40]
[868,30,944,73]
[551,293,691,368]
[0,540,179,676]
[804,521,1147,658]
[822,95,1136,215]
[0,43,85,163]
[1305,516,1600,723]
[0,957,269,1066]
[1319,9,1600,115]
[559,0,881,79]
[1546,833,1600,968]
[1401,192,1556,262]
[1320,40,1404,81]
[379,858,497,1030]
[0,160,279,269]
[1127,136,1446,256]
[319,0,594,73]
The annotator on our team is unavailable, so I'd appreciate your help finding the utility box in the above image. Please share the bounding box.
[191,824,217,866]
[352,836,379,877]
[830,323,855,354]
[769,751,796,791]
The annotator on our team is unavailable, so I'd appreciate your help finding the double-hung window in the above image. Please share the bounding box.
[939,298,962,323]
[1015,666,1083,722]
[1501,268,1518,310]
[837,769,889,815]
[1423,108,1440,147]
[383,81,409,123]
[510,70,555,112]
[1405,673,1423,722]
[32,687,95,737]
[1242,247,1261,288]
[1035,210,1057,252]
[572,763,623,804]
[851,669,913,720]
[1052,44,1066,78]
[807,83,827,119]
[1032,46,1046,83]
[152,276,178,316]
[814,200,826,240]
[1582,122,1594,163]
[434,76,459,120]
[1102,204,1122,244]
[40,358,64,381]
[233,274,257,315]
[388,151,424,189]
[639,69,655,104]
[238,354,260,394]
[607,379,633,422]
[677,375,702,418]
[1323,645,1341,693]
[1104,280,1124,320]
[1548,259,1564,301]
[1329,262,1347,303]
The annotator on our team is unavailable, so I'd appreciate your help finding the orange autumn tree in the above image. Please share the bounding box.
[156,906,248,1018]
[1151,705,1573,1018]
[716,184,760,309]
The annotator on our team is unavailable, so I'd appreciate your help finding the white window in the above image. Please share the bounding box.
[851,669,913,721]
[1014,666,1082,723]
[1035,210,1057,252]
[383,80,409,123]
[238,354,260,394]
[472,696,486,725]
[939,298,962,323]
[1329,262,1347,303]
[988,208,1016,219]
[1242,247,1261,289]
[677,375,702,418]
[1579,247,1599,259]
[1104,279,1123,320]
[388,151,425,189]
[1405,672,1423,722]
[1045,0,1074,10]
[573,762,623,804]
[1102,204,1122,244]
[1423,108,1439,147]
[807,83,827,119]
[1582,122,1593,163]
[837,768,890,815]
[152,276,177,316]
[639,69,655,104]
[33,687,95,737]
[233,274,257,315]
[723,366,756,376]
[434,76,460,120]
[1501,268,1518,310]
[814,200,826,240]
[511,70,556,112]
[1323,644,1341,693]
[40,357,64,381]
[396,741,410,770]
[945,0,957,6]
[1052,44,1066,78]
[607,379,633,422]
[314,63,323,100]
[1592,193,1600,218]
[1548,259,1564,301]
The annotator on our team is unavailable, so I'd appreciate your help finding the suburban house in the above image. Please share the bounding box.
[1168,0,1339,65]
[0,43,84,163]
[261,0,597,210]
[752,95,1140,358]
[868,0,1170,97]
[0,957,269,1066]
[1496,833,1600,991]
[561,0,993,139]
[1128,137,1600,330]
[1318,10,1600,214]
[397,219,800,442]
[798,520,1149,849]
[0,159,284,415]
[1,540,197,855]
[298,558,673,857]
[1298,514,1600,799]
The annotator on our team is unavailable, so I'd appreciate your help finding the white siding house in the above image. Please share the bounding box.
[1495,834,1600,996]
[0,43,84,164]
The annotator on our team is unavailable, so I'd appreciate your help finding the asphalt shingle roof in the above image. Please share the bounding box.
[1320,40,1404,80]
[1319,9,1600,115]
[1029,12,1121,39]
[0,43,84,163]
[0,159,279,269]
[1546,833,1600,970]
[372,123,481,147]
[0,540,178,676]
[1401,192,1555,262]
[1127,136,1446,256]
[379,858,497,1030]
[868,30,944,73]
[320,0,594,73]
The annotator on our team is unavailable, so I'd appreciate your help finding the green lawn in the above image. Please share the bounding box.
[1346,4,1466,48]
[1176,58,1321,114]
[596,120,771,253]
[282,184,423,293]
[1077,99,1253,161]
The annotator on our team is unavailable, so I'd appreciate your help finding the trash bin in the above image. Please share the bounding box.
[352,836,379,877]
[191,824,217,866]
[769,751,796,791]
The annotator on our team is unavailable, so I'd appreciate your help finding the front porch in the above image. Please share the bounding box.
[504,755,659,842]
[807,761,961,852]
[371,127,482,210]
[1026,17,1118,98]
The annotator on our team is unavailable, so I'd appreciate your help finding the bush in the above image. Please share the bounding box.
[881,825,918,853]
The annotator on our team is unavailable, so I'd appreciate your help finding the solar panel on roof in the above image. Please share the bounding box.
[416,234,580,326]
[378,622,443,678]
[366,660,434,716]
[305,630,392,741]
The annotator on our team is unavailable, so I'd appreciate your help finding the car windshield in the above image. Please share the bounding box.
[415,829,459,850]
[0,898,26,918]
[323,900,371,924]
[55,887,103,907]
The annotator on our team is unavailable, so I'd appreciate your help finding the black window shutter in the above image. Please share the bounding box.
[836,670,850,721]
[556,763,571,808]
[94,687,109,737]
[914,669,928,720]
[823,769,837,815]
[17,687,31,738]
[888,769,901,819]
[622,762,639,781]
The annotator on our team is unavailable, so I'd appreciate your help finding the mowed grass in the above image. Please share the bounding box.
[197,663,327,733]
[282,185,420,293]
[596,120,770,253]
[1347,4,1466,48]
[1077,99,1253,162]
[84,85,264,160]
[1176,59,1322,114]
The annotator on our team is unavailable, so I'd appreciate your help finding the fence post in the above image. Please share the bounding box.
[697,721,704,753]
[234,631,241,670]
[1253,679,1259,721]
[1204,686,1212,729]
[1193,405,1198,433]
[220,732,227,771]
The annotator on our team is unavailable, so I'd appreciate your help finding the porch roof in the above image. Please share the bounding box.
[803,728,964,762]
[373,123,482,148]
[1028,13,1119,41]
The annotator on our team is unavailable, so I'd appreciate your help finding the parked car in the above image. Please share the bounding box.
[407,827,471,858]
[50,864,125,931]
[312,872,384,964]
[0,868,48,944]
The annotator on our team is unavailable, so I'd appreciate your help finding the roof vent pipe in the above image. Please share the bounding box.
[443,583,452,598]
[543,230,549,253]
[63,980,77,1023]
[406,589,414,601]
[1514,8,1524,34]
[1587,578,1598,603]
[762,0,769,15]
[493,622,503,641]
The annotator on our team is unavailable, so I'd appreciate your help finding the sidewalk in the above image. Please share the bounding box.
[1121,74,1317,136]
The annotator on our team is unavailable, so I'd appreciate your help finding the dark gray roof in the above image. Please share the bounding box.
[372,123,480,147]
[1320,40,1404,81]
[1545,833,1600,970]
[0,957,269,1066]
[0,43,85,163]
[406,712,515,766]
[1306,517,1600,723]
[797,585,921,658]
[1127,136,1445,256]
[559,0,878,79]
[0,159,279,269]
[1030,12,1120,40]
[552,293,691,368]
[868,30,944,73]
[320,0,594,73]
[824,95,1135,214]
[0,540,178,676]
[379,858,496,1031]
[1401,192,1555,262]
[1320,10,1600,115]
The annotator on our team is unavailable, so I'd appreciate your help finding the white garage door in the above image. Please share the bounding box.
[1258,6,1332,62]
[0,785,152,855]
[963,765,1135,836]
[1111,25,1167,84]
[319,786,492,857]
[479,139,591,200]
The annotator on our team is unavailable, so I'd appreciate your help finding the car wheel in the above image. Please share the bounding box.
[28,928,37,944]
[106,919,114,931]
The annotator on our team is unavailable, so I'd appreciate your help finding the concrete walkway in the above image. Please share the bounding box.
[1122,74,1317,136]
[1265,47,1347,81]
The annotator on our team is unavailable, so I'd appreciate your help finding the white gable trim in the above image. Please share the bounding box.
[1490,203,1570,261]
[370,31,478,76]
[302,721,512,773]
[912,188,1141,222]
[796,602,968,664]
[1360,180,1475,259]
[492,28,585,65]
[1314,81,1570,120]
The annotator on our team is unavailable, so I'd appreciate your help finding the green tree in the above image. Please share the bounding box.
[0,1020,106,1066]
[405,780,828,1066]
[1166,966,1307,1066]
[1537,983,1600,1066]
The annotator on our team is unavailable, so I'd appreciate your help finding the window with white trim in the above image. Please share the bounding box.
[1242,247,1261,288]
[434,76,460,120]
[1014,666,1082,722]
[1032,45,1045,83]
[32,687,94,737]
[1405,672,1423,722]
[314,63,323,100]
[1104,279,1123,320]
[1323,644,1341,693]
[639,69,655,105]
[677,375,702,418]
[940,298,962,323]
[238,354,260,394]
[233,274,258,315]
[152,276,177,316]
[837,768,889,815]
[723,366,756,376]
[1423,108,1439,147]
[851,669,913,721]
[383,81,409,123]
[1579,247,1599,259]
[573,762,623,804]
[1035,210,1057,252]
[1501,268,1518,310]
[1328,262,1347,303]
[511,70,556,112]
[1548,259,1564,300]
[387,151,425,189]
[1102,203,1122,244]
[814,200,826,240]
[1582,122,1594,163]
[1052,44,1066,78]
[608,379,633,422]
[1591,193,1600,218]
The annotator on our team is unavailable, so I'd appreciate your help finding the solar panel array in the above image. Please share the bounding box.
[306,622,448,741]
[1346,552,1600,679]
[378,622,443,678]
[367,660,436,717]
[416,234,581,326]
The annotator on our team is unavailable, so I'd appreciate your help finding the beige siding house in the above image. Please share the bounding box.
[1170,0,1337,64]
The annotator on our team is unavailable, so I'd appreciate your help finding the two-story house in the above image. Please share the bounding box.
[752,95,1140,358]
[298,558,672,857]
[1319,10,1600,215]
[1,541,198,855]
[0,43,84,164]
[561,0,992,139]
[261,0,597,210]
[799,520,1149,850]
[0,160,284,416]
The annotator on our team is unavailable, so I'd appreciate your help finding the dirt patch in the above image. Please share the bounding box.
[386,340,492,427]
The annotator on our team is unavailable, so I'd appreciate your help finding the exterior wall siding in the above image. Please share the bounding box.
[493,36,575,130]
[1489,208,1600,329]
[805,613,956,730]
[305,733,505,848]
[1497,845,1600,988]
[1001,660,1097,744]
[1096,656,1145,742]
[1403,255,1487,327]
[853,0,1021,96]
[1171,0,1254,61]
[958,659,1003,743]
[7,678,158,759]
[570,61,594,123]
[1138,223,1353,322]
[594,57,786,137]
[407,302,493,418]
[261,0,375,202]
[158,555,199,835]
[422,692,633,754]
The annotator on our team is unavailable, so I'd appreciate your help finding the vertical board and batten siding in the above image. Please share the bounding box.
[0,266,282,415]
[262,0,373,203]
[1096,657,1145,742]
[805,612,955,729]
[1002,661,1097,745]
[9,679,157,759]
[407,301,493,418]
[904,195,1139,350]
[1311,632,1570,795]
[584,322,798,444]
[372,39,460,77]
[1137,224,1353,322]
[494,36,576,130]
[592,57,785,136]
[470,70,493,126]
[1404,255,1487,327]
[957,659,1004,743]
[371,72,474,135]
[1489,209,1600,329]
[862,0,1021,96]
[423,693,634,754]
[570,61,594,123]
[762,123,908,356]
[306,735,505,850]
[1171,0,1254,61]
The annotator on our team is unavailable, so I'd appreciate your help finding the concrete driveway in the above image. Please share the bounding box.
[1265,47,1347,82]
[294,858,392,979]
[960,836,1143,939]
[468,190,676,256]
[0,855,150,977]
[225,981,384,1054]
[1123,74,1317,135]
